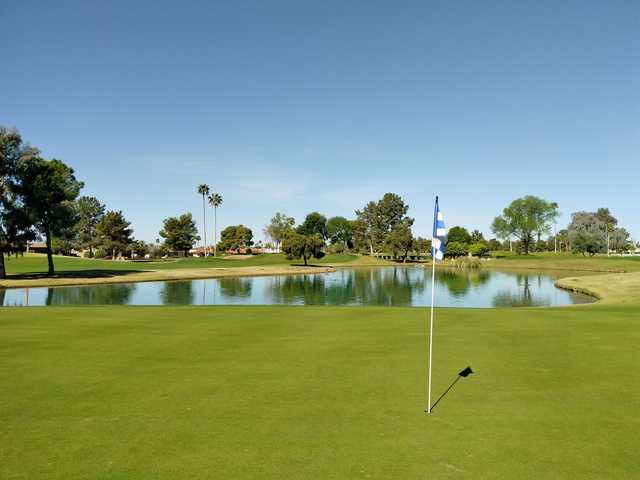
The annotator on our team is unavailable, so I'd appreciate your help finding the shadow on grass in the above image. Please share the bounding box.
[6,269,147,280]
[289,263,336,268]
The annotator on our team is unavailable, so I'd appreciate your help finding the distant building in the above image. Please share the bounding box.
[26,242,48,254]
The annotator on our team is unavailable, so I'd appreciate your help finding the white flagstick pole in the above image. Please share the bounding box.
[427,250,436,413]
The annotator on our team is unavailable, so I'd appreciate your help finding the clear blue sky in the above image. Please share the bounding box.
[2,1,638,243]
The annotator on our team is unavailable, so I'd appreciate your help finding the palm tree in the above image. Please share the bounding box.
[208,192,223,256]
[197,184,210,254]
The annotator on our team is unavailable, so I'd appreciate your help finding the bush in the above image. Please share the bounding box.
[445,241,468,258]
[469,242,489,257]
[453,257,481,269]
[328,243,345,254]
[94,248,106,259]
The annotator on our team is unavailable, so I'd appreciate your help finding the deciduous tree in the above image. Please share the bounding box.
[384,221,414,262]
[445,241,468,258]
[469,242,489,257]
[355,193,412,255]
[448,226,471,245]
[491,196,559,255]
[414,236,431,260]
[326,216,354,250]
[296,212,328,239]
[264,212,295,252]
[470,230,485,243]
[281,231,325,266]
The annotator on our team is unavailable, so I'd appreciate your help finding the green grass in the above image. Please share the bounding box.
[489,252,640,272]
[3,253,359,275]
[1,304,639,479]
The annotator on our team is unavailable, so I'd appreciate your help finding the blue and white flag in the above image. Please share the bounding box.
[431,196,447,261]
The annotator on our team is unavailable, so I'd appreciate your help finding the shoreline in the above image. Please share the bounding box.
[554,271,640,305]
[3,257,639,307]
[0,265,337,290]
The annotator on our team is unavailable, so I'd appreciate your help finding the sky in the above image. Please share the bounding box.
[2,0,638,244]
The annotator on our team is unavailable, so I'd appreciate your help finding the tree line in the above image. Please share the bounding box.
[3,126,636,280]
[259,193,430,264]
[0,127,147,277]
[490,196,634,255]
[258,194,636,263]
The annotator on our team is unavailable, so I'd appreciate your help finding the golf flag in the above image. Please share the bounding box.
[431,197,447,260]
[427,196,447,413]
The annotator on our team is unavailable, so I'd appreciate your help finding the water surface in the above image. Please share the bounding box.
[0,267,593,307]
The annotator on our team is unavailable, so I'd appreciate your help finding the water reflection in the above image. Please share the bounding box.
[436,270,491,298]
[161,281,194,305]
[0,267,593,308]
[43,283,137,305]
[219,277,253,298]
[265,268,427,306]
[492,273,551,307]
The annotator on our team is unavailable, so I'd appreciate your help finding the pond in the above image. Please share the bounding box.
[0,267,593,307]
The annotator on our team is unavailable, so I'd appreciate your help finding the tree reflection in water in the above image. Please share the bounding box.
[218,277,252,299]
[160,281,194,305]
[492,274,550,307]
[44,283,137,305]
[265,267,426,306]
[267,274,326,304]
[1,267,586,307]
[436,269,491,297]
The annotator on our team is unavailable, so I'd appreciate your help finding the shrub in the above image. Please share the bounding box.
[445,241,468,258]
[469,242,489,257]
[328,243,345,254]
[453,257,482,269]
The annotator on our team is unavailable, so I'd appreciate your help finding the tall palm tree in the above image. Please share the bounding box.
[197,184,210,254]
[208,192,223,256]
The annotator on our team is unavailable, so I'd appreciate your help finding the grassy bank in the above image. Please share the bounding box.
[5,252,640,290]
[3,252,359,274]
[557,271,640,305]
[0,253,392,288]
[487,252,640,273]
[1,304,638,479]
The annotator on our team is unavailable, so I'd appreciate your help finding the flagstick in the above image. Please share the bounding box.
[427,254,436,413]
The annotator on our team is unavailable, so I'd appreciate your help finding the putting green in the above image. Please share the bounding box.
[1,304,638,479]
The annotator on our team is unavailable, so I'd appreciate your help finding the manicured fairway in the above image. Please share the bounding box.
[1,305,638,479]
[3,253,360,276]
[1,253,377,289]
